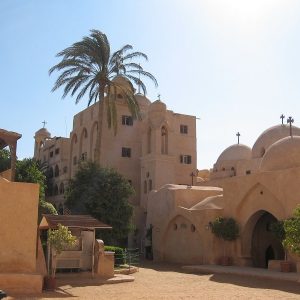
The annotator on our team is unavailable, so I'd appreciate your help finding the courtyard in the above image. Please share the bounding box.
[7,261,300,300]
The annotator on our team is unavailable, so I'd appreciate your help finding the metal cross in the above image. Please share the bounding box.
[236,132,241,144]
[287,116,294,137]
[42,120,47,128]
[280,114,285,125]
[190,172,196,186]
[158,94,161,100]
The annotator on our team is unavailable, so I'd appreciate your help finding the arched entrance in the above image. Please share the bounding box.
[251,211,284,268]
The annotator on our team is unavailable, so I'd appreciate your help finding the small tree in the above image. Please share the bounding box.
[48,224,76,278]
[210,217,239,263]
[65,161,134,245]
[283,206,300,256]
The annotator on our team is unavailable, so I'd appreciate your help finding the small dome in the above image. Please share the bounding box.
[134,93,151,106]
[149,99,166,112]
[216,144,252,163]
[35,127,51,138]
[252,124,300,158]
[260,136,300,171]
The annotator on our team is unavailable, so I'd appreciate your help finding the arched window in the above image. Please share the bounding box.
[54,165,59,177]
[53,184,59,196]
[59,182,64,194]
[144,180,147,194]
[147,127,151,154]
[48,167,54,178]
[161,126,168,154]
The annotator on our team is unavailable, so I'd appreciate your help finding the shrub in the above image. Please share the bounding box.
[104,246,125,266]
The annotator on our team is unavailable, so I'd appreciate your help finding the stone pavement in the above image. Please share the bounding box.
[182,265,300,283]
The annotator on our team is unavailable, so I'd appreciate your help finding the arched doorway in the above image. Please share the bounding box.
[251,211,284,268]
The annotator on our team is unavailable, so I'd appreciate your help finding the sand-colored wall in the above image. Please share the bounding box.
[0,178,39,273]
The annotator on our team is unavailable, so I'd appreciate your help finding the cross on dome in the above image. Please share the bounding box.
[287,116,294,137]
[280,114,285,125]
[236,132,241,144]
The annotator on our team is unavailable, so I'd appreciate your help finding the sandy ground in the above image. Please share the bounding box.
[8,262,300,300]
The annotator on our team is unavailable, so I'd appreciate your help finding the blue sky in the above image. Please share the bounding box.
[2,0,300,169]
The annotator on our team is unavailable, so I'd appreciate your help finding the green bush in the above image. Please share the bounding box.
[104,246,125,266]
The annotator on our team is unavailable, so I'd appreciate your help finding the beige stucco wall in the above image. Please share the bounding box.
[0,178,39,273]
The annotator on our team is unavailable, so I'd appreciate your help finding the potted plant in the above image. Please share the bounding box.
[210,217,239,266]
[270,220,291,272]
[283,206,300,272]
[44,224,76,290]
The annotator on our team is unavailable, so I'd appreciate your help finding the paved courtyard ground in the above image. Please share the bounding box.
[8,261,300,299]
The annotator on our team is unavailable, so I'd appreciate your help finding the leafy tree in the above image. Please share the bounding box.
[16,158,46,201]
[65,161,134,244]
[283,206,300,256]
[15,158,57,218]
[0,148,11,173]
[49,29,158,161]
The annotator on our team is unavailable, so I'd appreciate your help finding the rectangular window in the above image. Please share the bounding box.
[73,156,77,165]
[50,151,53,158]
[122,147,131,158]
[55,148,60,155]
[180,125,188,134]
[180,155,192,164]
[122,115,133,126]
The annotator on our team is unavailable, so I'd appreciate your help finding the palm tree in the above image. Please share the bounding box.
[49,29,157,162]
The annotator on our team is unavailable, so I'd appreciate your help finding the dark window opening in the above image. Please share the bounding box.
[180,155,192,164]
[50,151,53,158]
[180,124,188,134]
[122,115,133,126]
[122,147,131,157]
[246,170,251,175]
[55,148,60,155]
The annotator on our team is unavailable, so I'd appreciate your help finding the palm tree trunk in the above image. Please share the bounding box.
[94,85,105,163]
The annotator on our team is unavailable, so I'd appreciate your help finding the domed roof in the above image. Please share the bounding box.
[149,99,166,111]
[112,76,135,92]
[35,127,51,138]
[252,124,300,158]
[216,144,252,163]
[134,93,151,106]
[260,136,300,172]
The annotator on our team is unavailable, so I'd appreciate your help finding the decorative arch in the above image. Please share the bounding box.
[70,133,78,176]
[59,182,64,194]
[236,182,286,221]
[79,128,88,161]
[90,121,98,160]
[53,184,59,196]
[54,165,59,177]
[161,126,168,154]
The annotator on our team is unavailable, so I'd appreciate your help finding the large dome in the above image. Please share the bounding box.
[216,144,252,163]
[252,124,300,158]
[260,136,300,172]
